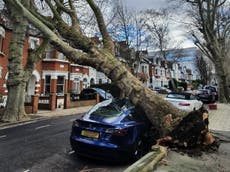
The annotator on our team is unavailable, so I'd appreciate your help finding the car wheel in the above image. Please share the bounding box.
[132,138,145,161]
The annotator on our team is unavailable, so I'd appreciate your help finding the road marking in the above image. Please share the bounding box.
[69,119,76,122]
[23,170,30,172]
[68,150,75,155]
[35,124,51,130]
[0,135,7,139]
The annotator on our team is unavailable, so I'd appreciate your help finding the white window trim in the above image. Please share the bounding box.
[0,26,5,37]
[0,66,2,78]
[28,36,40,49]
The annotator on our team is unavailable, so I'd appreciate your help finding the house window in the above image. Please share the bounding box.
[142,66,145,73]
[73,78,80,93]
[58,52,66,60]
[155,69,158,75]
[0,26,5,54]
[29,36,39,49]
[0,35,4,53]
[57,76,65,95]
[144,66,147,73]
[0,66,2,78]
[45,75,51,95]
[99,79,102,85]
[83,78,88,89]
[45,46,54,59]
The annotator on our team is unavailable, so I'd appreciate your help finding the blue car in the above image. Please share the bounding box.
[70,98,157,162]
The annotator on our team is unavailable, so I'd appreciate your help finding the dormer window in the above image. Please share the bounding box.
[29,36,40,50]
[58,52,66,61]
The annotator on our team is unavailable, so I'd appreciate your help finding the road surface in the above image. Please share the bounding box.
[0,114,128,172]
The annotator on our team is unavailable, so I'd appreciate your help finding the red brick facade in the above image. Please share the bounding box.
[0,24,93,112]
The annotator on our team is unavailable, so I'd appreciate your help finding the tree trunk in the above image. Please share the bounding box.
[215,60,230,103]
[1,0,29,122]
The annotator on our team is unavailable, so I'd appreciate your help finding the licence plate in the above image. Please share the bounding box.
[81,130,99,139]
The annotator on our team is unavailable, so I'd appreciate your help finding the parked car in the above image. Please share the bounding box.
[154,86,171,94]
[194,89,215,103]
[71,88,113,102]
[164,92,203,111]
[204,85,218,101]
[70,98,157,162]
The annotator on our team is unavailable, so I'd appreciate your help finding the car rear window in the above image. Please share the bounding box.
[197,90,209,94]
[91,105,120,117]
[167,93,194,100]
[88,98,132,118]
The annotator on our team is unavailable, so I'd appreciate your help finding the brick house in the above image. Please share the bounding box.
[0,14,104,111]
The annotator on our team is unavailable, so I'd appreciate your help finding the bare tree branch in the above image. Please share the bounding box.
[86,0,114,55]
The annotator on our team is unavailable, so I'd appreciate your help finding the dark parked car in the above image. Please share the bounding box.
[154,86,171,94]
[204,85,218,101]
[195,89,215,103]
[70,98,157,162]
[71,88,113,102]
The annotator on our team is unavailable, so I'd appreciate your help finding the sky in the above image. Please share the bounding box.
[125,0,169,10]
[124,0,195,49]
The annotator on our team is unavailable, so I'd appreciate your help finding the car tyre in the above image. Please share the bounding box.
[132,138,145,161]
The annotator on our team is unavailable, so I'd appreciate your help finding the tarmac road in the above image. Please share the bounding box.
[0,114,128,172]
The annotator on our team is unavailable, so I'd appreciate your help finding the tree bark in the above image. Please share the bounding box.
[1,0,30,122]
[214,59,230,103]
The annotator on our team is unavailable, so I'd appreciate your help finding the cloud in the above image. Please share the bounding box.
[125,0,169,10]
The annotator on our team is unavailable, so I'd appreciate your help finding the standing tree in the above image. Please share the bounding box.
[195,55,212,86]
[185,0,230,103]
[1,0,47,122]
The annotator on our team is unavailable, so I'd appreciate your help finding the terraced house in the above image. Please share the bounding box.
[0,13,110,112]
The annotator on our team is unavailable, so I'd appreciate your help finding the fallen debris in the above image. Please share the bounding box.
[124,145,167,172]
[158,107,220,155]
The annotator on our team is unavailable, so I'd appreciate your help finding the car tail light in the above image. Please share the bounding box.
[179,103,190,106]
[105,128,128,136]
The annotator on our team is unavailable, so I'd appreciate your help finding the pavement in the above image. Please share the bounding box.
[0,105,92,130]
[208,103,230,132]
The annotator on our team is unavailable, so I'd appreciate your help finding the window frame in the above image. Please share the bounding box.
[56,76,65,95]
[44,75,51,95]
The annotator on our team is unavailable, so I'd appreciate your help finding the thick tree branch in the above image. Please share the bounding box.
[7,0,94,64]
[86,0,115,55]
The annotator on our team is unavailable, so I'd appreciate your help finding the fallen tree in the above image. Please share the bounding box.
[2,0,219,150]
